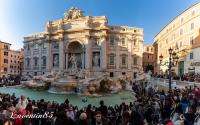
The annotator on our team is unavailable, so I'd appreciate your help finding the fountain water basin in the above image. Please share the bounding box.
[48,75,78,94]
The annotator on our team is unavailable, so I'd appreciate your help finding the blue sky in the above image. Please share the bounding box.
[0,0,199,49]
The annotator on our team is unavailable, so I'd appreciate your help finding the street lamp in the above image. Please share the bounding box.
[159,47,179,90]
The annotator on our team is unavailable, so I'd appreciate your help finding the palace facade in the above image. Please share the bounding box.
[0,41,24,77]
[143,45,155,73]
[8,49,24,76]
[0,41,11,77]
[154,2,200,76]
[23,7,144,79]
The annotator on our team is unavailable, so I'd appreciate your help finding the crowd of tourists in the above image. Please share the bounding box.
[0,82,200,125]
[0,76,21,87]
[154,73,200,83]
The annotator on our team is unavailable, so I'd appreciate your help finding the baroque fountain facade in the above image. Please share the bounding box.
[22,7,144,95]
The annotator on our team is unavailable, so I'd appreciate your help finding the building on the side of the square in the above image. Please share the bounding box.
[154,2,200,76]
[143,45,155,73]
[23,7,144,80]
[8,49,24,76]
[0,41,11,77]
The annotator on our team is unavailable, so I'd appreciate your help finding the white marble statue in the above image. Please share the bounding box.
[93,53,100,67]
[69,54,78,71]
[64,7,83,20]
[53,55,59,67]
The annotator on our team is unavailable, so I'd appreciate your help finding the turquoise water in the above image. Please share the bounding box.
[0,87,135,108]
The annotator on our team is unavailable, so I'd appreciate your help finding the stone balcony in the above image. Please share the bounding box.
[107,65,116,69]
[33,66,39,70]
[33,49,39,55]
[120,64,128,69]
[42,49,47,54]
[41,66,46,70]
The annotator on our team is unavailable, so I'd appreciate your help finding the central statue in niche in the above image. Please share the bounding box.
[67,41,83,74]
[69,54,78,71]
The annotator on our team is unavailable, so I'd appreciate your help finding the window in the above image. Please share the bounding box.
[34,44,38,49]
[52,42,59,49]
[173,24,175,29]
[180,29,183,35]
[190,52,193,60]
[192,10,195,16]
[166,39,168,44]
[181,18,183,23]
[4,59,8,63]
[34,57,38,66]
[134,72,137,79]
[190,36,194,45]
[4,45,9,50]
[4,52,8,56]
[110,37,115,46]
[4,68,7,72]
[43,42,48,49]
[109,54,115,65]
[191,23,194,30]
[151,48,153,52]
[122,55,127,65]
[148,55,149,59]
[42,56,46,66]
[110,72,114,77]
[27,44,30,51]
[121,38,126,46]
[147,47,149,52]
[26,58,30,67]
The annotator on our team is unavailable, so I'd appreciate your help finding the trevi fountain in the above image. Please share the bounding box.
[0,7,148,107]
[21,53,130,96]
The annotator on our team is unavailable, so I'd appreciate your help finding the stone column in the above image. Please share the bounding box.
[100,36,107,69]
[116,38,120,69]
[85,37,91,69]
[65,52,68,69]
[47,41,52,72]
[128,40,132,70]
[81,49,85,69]
[59,40,64,70]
